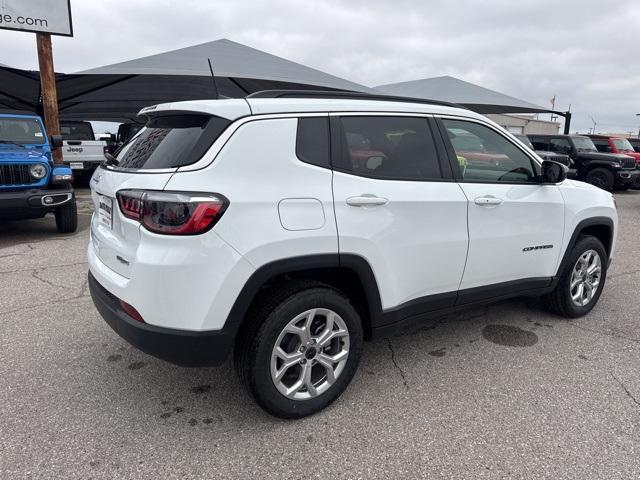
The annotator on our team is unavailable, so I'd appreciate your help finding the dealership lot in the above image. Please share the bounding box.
[1,188,640,479]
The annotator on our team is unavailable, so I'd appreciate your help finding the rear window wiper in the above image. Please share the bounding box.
[103,152,120,166]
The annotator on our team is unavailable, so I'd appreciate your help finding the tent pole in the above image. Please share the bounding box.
[563,111,572,135]
[36,33,63,164]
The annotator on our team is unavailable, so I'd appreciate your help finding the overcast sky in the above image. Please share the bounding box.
[1,0,639,134]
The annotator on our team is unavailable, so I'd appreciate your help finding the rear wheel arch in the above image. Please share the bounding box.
[228,254,383,345]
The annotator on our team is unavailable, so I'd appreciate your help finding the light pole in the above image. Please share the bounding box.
[636,114,640,138]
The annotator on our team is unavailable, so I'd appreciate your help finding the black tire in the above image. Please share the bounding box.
[235,280,363,418]
[617,185,629,191]
[585,168,614,191]
[543,235,607,318]
[55,198,78,233]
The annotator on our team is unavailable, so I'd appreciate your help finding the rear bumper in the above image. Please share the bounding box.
[0,187,73,219]
[88,272,234,367]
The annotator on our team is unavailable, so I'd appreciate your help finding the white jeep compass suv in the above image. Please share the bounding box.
[88,91,617,418]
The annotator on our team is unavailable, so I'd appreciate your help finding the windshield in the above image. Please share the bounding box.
[572,136,597,152]
[0,117,45,145]
[514,135,534,149]
[612,138,634,152]
[60,122,94,141]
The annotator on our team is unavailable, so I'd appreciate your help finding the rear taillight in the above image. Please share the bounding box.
[116,190,228,235]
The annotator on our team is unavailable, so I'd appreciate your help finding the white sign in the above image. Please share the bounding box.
[0,0,73,37]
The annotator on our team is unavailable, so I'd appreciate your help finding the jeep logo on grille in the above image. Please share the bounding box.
[67,147,83,153]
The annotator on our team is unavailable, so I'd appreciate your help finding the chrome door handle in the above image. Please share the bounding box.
[474,195,503,206]
[346,195,389,207]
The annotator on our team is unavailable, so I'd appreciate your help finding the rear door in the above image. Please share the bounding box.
[331,114,469,320]
[437,117,564,299]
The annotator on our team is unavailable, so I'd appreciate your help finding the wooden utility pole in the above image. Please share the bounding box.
[36,33,63,164]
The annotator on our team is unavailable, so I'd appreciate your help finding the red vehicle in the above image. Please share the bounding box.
[588,135,640,166]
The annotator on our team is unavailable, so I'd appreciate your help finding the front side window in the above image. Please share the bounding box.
[590,139,610,153]
[338,116,441,180]
[549,138,572,154]
[442,119,538,183]
[0,117,45,145]
[115,114,230,170]
[571,136,598,152]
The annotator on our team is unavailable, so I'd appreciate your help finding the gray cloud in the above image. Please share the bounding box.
[1,0,638,133]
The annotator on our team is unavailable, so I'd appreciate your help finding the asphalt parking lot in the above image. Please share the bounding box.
[1,188,640,479]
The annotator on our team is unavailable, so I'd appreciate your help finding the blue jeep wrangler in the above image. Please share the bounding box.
[0,112,78,233]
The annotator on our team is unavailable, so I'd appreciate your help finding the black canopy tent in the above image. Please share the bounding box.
[0,38,374,123]
[376,76,572,133]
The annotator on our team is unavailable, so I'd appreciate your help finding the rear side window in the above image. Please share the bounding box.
[337,116,442,180]
[296,117,330,168]
[115,114,231,169]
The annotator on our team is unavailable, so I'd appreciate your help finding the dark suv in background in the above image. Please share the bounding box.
[529,134,638,191]
[514,134,573,166]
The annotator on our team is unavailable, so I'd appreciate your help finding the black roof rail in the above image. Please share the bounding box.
[246,90,467,110]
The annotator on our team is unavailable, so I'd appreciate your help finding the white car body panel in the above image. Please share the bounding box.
[457,183,565,289]
[333,171,469,309]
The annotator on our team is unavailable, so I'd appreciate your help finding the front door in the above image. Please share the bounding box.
[438,118,565,297]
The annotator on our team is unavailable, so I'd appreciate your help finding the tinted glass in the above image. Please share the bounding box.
[60,122,94,141]
[339,116,441,180]
[115,115,230,170]
[529,136,549,151]
[549,138,572,154]
[0,118,45,145]
[442,119,538,183]
[514,134,534,149]
[296,117,330,168]
[572,136,598,152]
[590,139,610,152]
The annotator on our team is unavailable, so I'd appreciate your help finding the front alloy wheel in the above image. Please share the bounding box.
[270,308,350,400]
[569,249,602,307]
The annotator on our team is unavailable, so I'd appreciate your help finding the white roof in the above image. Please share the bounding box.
[139,97,482,122]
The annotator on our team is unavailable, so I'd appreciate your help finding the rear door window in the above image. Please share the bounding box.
[115,114,231,170]
[337,116,442,180]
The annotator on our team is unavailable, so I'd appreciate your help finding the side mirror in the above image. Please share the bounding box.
[541,160,568,184]
[49,134,63,148]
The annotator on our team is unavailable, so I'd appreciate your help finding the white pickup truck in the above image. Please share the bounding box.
[60,121,108,177]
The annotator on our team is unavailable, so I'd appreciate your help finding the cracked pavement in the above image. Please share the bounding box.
[1,188,640,479]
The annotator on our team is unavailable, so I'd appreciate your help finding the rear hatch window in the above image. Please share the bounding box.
[114,114,231,170]
[60,122,95,141]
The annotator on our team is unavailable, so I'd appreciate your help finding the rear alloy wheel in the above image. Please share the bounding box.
[270,308,350,400]
[585,168,614,191]
[236,283,363,418]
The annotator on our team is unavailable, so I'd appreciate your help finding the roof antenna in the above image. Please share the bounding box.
[207,58,221,99]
